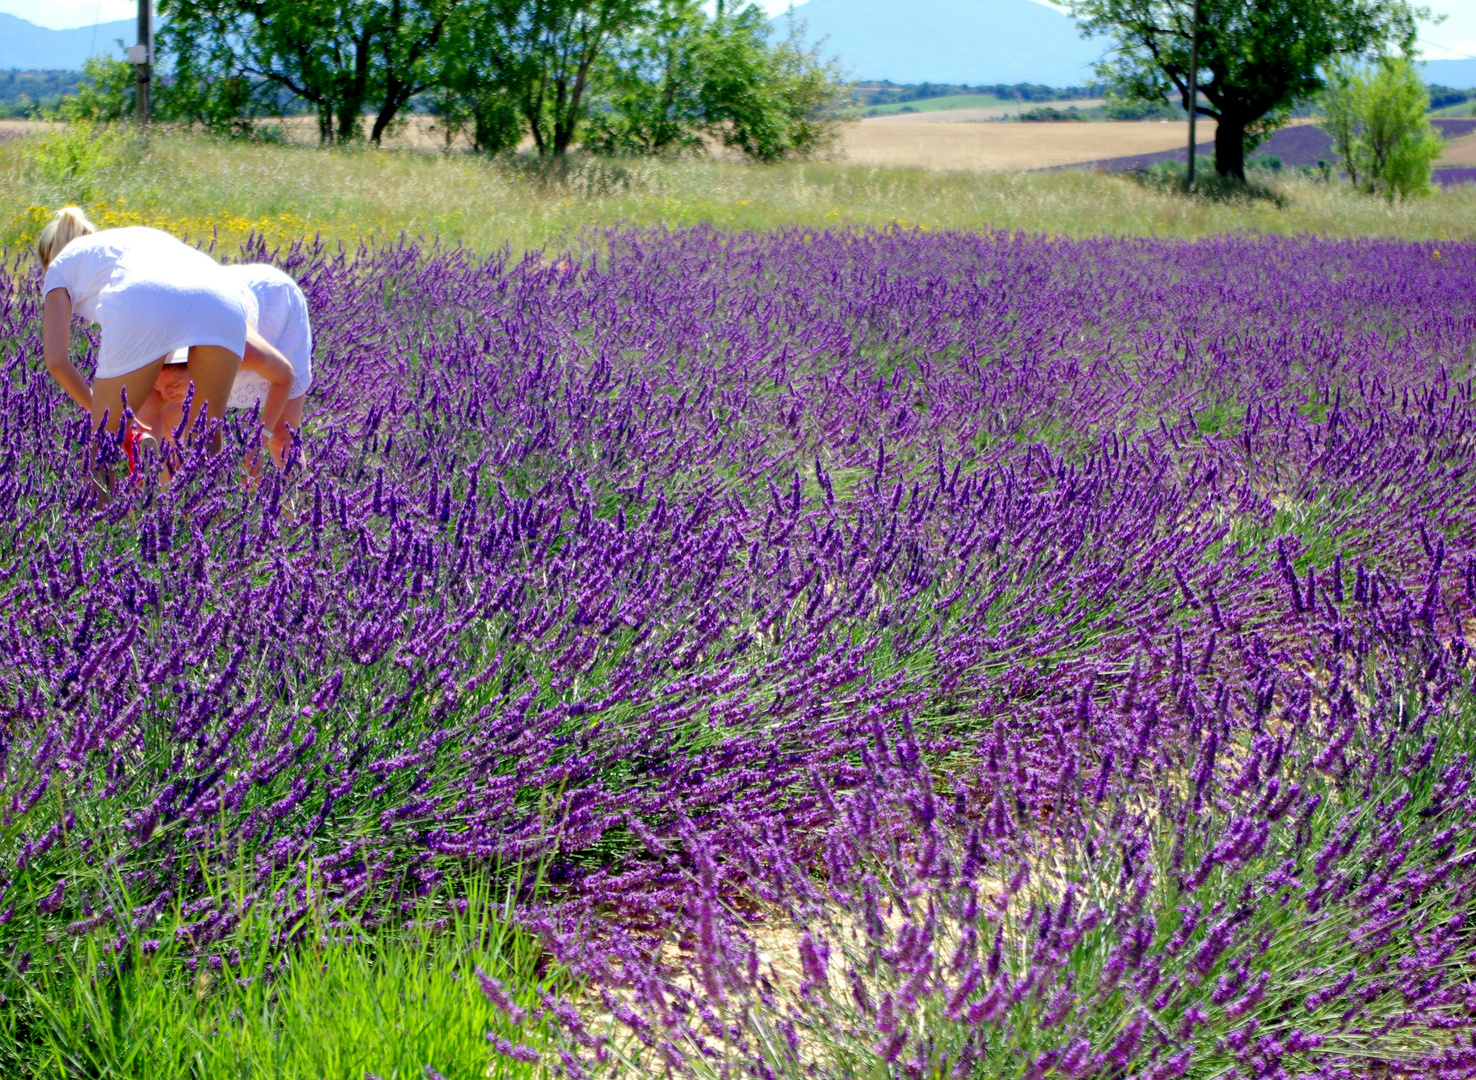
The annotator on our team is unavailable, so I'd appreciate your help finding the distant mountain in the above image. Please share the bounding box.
[775,2,1476,92]
[775,0,1105,88]
[0,13,134,71]
[1424,59,1476,89]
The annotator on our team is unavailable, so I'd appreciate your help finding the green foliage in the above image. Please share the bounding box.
[849,80,1106,108]
[1321,56,1443,201]
[160,65,266,138]
[585,1,843,162]
[427,83,524,154]
[0,72,83,120]
[1016,104,1090,121]
[1102,95,1181,120]
[159,0,450,144]
[1428,83,1471,110]
[705,10,845,163]
[583,0,712,156]
[434,0,648,158]
[3,878,553,1079]
[1014,98,1181,121]
[59,55,137,124]
[428,6,527,157]
[28,122,127,204]
[1068,0,1425,180]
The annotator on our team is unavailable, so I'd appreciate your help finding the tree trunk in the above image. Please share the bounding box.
[371,87,405,144]
[1214,114,1246,181]
[337,30,374,141]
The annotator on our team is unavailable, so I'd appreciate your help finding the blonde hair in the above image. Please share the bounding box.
[37,206,98,271]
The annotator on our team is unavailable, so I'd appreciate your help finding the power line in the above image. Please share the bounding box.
[1420,38,1476,62]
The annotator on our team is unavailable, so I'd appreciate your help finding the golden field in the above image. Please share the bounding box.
[840,117,1216,170]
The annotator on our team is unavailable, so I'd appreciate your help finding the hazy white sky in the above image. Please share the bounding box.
[9,0,1475,63]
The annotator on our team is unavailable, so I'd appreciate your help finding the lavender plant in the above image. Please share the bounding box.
[0,227,1473,1076]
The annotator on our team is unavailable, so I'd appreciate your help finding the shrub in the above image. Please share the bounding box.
[1321,56,1444,201]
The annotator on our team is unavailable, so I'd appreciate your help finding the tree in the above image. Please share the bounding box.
[1321,56,1443,200]
[160,0,449,143]
[1320,61,1365,186]
[1067,0,1426,180]
[448,0,647,157]
[704,9,844,162]
[583,2,844,161]
[430,1,530,154]
[59,55,137,122]
[583,0,709,155]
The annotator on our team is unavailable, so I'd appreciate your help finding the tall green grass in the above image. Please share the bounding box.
[3,125,1475,255]
[3,877,553,1080]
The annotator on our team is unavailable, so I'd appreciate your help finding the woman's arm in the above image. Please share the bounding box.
[242,330,294,437]
[42,288,93,413]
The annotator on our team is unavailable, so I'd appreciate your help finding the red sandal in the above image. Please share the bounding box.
[122,427,141,474]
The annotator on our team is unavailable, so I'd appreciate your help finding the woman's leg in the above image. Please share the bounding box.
[91,356,167,439]
[183,345,242,454]
[269,395,307,468]
[90,356,167,500]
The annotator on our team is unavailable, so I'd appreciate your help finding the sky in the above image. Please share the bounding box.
[8,0,1476,63]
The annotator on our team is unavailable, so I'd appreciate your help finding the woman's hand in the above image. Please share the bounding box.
[42,288,93,414]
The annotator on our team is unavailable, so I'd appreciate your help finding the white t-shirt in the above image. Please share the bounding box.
[166,264,314,407]
[43,227,252,379]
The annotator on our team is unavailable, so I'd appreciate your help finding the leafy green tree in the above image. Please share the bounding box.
[583,0,708,155]
[1066,0,1425,180]
[1321,56,1443,200]
[431,0,645,157]
[59,55,137,123]
[705,10,844,162]
[431,4,529,154]
[160,0,449,143]
[584,2,844,161]
[511,0,648,156]
[1320,61,1365,185]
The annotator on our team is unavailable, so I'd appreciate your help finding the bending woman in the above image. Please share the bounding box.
[138,262,313,469]
[37,208,293,487]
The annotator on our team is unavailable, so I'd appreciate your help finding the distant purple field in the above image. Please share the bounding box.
[1068,116,1476,177]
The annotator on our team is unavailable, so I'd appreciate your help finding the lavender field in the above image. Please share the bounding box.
[4,227,1476,1078]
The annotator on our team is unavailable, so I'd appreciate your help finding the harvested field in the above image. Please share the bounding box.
[259,113,480,149]
[0,120,61,140]
[839,117,1216,171]
[1440,133,1476,167]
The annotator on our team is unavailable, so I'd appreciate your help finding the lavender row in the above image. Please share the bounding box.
[0,228,1473,1075]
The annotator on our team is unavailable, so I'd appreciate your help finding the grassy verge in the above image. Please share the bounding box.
[3,878,554,1080]
[3,124,1475,254]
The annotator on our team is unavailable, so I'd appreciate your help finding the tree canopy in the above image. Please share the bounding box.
[1067,0,1426,179]
[153,0,842,158]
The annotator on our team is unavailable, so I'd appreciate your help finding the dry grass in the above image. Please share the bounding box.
[1439,133,1476,167]
[2,125,1474,255]
[841,118,1215,170]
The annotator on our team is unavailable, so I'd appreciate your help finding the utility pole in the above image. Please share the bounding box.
[1185,0,1200,185]
[130,0,151,125]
